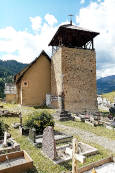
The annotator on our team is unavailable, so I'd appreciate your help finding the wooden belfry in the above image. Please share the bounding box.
[49,21,99,55]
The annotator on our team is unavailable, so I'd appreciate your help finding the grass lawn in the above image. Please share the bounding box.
[102,91,115,103]
[0,102,112,173]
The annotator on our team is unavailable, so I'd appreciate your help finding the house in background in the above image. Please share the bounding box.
[4,83,17,103]
[14,50,51,106]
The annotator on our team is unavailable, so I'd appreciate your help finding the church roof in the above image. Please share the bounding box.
[14,50,51,83]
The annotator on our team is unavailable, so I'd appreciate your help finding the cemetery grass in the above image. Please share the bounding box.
[1,116,66,173]
[1,116,110,173]
[0,103,112,172]
[56,120,115,140]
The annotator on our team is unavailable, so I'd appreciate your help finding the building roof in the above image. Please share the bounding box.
[49,24,99,47]
[14,50,51,83]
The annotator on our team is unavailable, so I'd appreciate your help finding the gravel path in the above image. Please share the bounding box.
[56,123,115,153]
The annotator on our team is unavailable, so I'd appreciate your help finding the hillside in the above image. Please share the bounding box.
[97,75,115,94]
[102,91,115,103]
[0,60,27,98]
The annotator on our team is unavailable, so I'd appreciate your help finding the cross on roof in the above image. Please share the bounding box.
[68,14,74,25]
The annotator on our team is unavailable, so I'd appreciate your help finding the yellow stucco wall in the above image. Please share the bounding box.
[17,55,51,106]
[6,94,16,103]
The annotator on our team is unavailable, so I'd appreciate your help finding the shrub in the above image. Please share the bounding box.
[24,111,54,134]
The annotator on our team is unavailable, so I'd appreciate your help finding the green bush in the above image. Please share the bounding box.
[0,120,6,136]
[24,111,54,134]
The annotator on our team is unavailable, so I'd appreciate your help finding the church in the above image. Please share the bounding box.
[14,21,99,113]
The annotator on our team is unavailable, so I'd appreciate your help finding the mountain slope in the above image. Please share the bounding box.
[0,60,27,98]
[97,75,115,94]
[0,60,27,77]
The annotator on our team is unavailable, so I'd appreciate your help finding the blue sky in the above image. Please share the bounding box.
[0,0,115,78]
[0,0,87,29]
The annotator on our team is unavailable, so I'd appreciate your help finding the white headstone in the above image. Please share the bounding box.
[46,94,51,106]
[3,132,7,146]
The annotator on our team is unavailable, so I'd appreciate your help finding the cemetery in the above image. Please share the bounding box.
[0,102,115,173]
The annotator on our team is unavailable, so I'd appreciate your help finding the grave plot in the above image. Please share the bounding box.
[0,109,21,117]
[103,119,115,131]
[78,156,113,173]
[0,138,20,155]
[85,162,115,173]
[55,142,98,164]
[29,128,73,147]
[42,126,99,165]
[0,150,33,173]
[0,131,20,155]
[0,123,33,173]
[74,112,103,127]
[72,139,113,173]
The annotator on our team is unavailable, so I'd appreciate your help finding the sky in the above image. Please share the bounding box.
[0,0,115,78]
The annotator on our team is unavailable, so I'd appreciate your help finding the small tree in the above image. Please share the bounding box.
[24,111,54,134]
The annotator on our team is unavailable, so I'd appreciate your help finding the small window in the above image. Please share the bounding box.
[22,81,29,87]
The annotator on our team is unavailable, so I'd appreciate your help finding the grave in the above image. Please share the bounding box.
[75,112,103,127]
[0,132,20,154]
[42,127,98,164]
[55,142,98,164]
[0,138,20,155]
[0,150,33,173]
[105,121,115,130]
[42,126,57,160]
[0,109,20,117]
[29,128,73,147]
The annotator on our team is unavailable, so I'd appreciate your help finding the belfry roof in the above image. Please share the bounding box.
[49,24,99,47]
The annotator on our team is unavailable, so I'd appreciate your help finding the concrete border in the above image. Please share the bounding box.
[78,156,113,173]
[0,150,33,173]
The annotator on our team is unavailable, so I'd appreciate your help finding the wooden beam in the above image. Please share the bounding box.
[72,138,78,173]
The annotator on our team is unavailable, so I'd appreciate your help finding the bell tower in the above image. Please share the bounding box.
[49,23,99,115]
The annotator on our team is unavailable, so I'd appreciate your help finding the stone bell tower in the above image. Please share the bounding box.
[49,22,99,115]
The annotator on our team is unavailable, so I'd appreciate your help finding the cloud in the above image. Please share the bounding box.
[0,15,58,63]
[44,14,57,26]
[76,0,115,78]
[30,16,42,31]
[80,0,85,4]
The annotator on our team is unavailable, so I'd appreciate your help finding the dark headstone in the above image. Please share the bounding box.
[19,113,22,127]
[19,126,29,135]
[29,128,36,143]
[42,126,56,160]
[109,105,115,115]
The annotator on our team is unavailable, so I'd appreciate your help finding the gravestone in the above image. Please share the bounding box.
[29,128,36,143]
[42,126,56,160]
[19,113,22,127]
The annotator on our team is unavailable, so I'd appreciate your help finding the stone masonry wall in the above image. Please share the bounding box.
[62,47,98,113]
[51,46,98,113]
[51,48,62,108]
